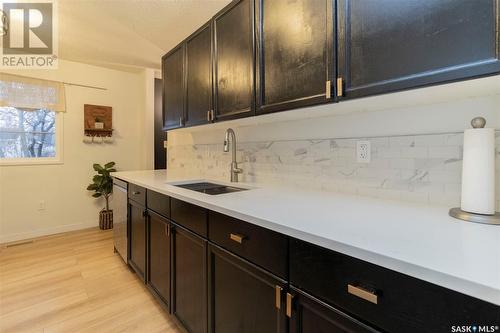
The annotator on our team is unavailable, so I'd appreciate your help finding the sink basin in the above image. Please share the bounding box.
[174,182,248,195]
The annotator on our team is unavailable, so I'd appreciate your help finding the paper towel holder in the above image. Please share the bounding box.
[448,116,499,225]
[449,208,500,225]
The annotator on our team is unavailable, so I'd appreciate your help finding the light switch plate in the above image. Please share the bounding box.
[163,140,168,148]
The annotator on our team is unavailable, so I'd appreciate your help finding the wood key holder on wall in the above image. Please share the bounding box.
[83,104,114,143]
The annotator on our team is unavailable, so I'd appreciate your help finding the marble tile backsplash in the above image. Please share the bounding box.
[168,131,500,210]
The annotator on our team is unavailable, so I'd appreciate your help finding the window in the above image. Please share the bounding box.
[0,73,65,165]
[0,107,61,164]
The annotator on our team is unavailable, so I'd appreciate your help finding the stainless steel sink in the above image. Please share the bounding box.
[174,182,248,195]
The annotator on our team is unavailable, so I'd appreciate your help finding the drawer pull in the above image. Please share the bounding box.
[286,293,293,318]
[132,191,141,195]
[229,233,245,244]
[165,224,170,237]
[347,284,378,304]
[275,286,282,310]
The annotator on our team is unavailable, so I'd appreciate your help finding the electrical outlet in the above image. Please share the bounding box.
[38,200,46,211]
[356,141,371,163]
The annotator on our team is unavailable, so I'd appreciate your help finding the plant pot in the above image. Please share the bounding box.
[94,122,104,129]
[99,209,113,230]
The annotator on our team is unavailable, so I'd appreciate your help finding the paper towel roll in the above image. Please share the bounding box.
[461,127,496,215]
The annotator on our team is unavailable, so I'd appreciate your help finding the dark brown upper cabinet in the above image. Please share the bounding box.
[186,22,214,127]
[256,0,336,114]
[162,44,185,130]
[337,0,500,99]
[213,0,255,121]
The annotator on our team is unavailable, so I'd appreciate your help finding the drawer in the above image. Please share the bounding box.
[170,198,207,237]
[147,190,170,218]
[128,183,146,206]
[289,238,500,333]
[208,211,287,279]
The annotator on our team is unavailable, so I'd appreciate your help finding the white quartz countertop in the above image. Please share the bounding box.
[113,170,500,306]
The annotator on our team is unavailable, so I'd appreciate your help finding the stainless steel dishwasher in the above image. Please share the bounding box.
[112,178,128,263]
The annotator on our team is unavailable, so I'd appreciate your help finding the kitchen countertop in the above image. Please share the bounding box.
[113,169,500,306]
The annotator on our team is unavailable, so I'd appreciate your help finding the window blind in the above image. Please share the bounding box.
[0,73,66,112]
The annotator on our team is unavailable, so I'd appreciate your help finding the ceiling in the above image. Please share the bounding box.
[58,0,231,71]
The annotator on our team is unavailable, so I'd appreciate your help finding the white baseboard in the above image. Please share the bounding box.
[0,221,99,244]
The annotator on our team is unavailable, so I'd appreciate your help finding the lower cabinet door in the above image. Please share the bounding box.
[129,200,146,280]
[148,210,171,311]
[289,287,378,333]
[172,224,207,333]
[208,244,287,333]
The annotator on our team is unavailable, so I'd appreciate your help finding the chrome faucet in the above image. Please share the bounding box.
[223,128,242,182]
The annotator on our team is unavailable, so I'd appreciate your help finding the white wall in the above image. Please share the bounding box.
[0,60,155,243]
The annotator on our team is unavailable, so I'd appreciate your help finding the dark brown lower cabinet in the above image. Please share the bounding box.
[129,200,147,280]
[208,244,287,333]
[289,287,378,333]
[123,192,499,333]
[172,224,207,333]
[147,210,171,311]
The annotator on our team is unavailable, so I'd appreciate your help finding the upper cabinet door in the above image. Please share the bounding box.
[256,0,335,114]
[162,44,185,130]
[186,23,213,127]
[214,0,255,121]
[337,0,500,99]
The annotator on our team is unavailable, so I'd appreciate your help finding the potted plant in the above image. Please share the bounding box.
[87,162,116,230]
[94,117,104,129]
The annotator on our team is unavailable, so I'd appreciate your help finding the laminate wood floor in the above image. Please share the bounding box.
[0,227,184,333]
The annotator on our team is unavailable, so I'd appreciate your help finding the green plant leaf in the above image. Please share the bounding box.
[87,184,98,191]
[89,162,116,200]
[93,164,104,172]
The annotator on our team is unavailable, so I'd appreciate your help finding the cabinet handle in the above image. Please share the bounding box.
[286,293,293,318]
[142,210,148,218]
[275,286,282,310]
[132,191,140,195]
[207,110,211,122]
[229,233,245,244]
[165,224,170,237]
[210,109,215,121]
[325,80,331,99]
[347,284,378,304]
[337,77,343,97]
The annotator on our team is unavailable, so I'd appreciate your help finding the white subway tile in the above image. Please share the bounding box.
[429,146,461,159]
[445,183,462,193]
[390,158,415,170]
[414,134,446,147]
[401,147,428,159]
[168,133,500,209]
[428,170,462,183]
[377,147,402,158]
[429,192,460,207]
[389,136,416,147]
[444,133,464,146]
